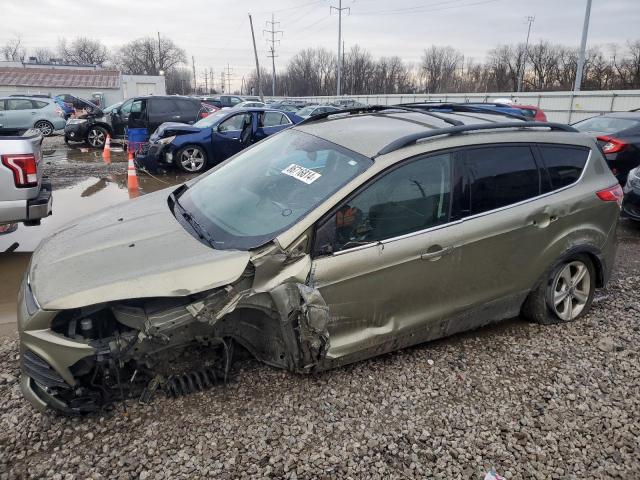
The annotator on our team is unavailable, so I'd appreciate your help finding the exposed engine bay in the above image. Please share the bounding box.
[24,244,330,415]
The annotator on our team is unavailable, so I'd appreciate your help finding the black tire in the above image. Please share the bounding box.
[522,253,596,325]
[175,145,208,173]
[85,125,109,149]
[34,120,55,137]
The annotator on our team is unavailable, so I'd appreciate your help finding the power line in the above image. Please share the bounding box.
[356,0,502,16]
[264,13,283,97]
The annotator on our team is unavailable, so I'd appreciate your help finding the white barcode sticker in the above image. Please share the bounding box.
[281,163,322,184]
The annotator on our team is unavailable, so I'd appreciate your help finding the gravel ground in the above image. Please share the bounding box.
[1,220,639,479]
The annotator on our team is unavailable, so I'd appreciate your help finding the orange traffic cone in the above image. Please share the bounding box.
[102,134,111,164]
[127,151,139,194]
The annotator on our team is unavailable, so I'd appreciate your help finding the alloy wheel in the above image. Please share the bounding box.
[550,260,591,321]
[180,148,205,172]
[34,121,53,136]
[87,128,106,148]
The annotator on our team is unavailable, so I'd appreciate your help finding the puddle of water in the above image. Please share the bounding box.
[0,141,190,332]
[0,172,189,253]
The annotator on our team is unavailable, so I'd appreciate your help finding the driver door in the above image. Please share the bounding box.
[311,152,464,366]
[111,99,133,137]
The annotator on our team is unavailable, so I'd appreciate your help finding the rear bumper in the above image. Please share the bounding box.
[26,180,52,224]
[0,180,52,226]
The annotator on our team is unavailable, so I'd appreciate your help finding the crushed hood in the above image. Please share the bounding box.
[30,188,250,310]
[151,122,202,141]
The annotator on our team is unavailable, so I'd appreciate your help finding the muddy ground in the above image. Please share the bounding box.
[0,137,639,479]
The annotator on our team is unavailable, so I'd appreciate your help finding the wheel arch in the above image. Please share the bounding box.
[88,122,113,137]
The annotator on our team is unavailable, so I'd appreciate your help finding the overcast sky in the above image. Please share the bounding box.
[2,0,639,91]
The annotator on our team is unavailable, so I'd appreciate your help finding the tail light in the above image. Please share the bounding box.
[1,154,38,187]
[596,184,624,206]
[597,135,628,154]
[199,111,209,119]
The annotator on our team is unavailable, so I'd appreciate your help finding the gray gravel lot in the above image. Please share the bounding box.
[1,214,639,478]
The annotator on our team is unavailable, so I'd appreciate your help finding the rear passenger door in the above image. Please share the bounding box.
[147,98,180,133]
[4,99,35,129]
[455,144,551,326]
[255,111,292,142]
[312,152,464,364]
[175,98,200,124]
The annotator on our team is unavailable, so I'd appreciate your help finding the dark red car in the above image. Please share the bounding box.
[510,104,548,122]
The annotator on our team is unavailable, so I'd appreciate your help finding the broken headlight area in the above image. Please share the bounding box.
[42,298,237,414]
[36,279,330,415]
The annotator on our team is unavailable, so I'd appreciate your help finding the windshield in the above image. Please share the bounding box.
[573,116,640,134]
[193,111,228,128]
[103,102,122,113]
[178,129,372,250]
[297,106,316,117]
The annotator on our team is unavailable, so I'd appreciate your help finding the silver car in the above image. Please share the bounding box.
[0,97,66,136]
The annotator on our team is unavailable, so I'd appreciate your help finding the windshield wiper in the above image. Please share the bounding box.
[171,192,215,248]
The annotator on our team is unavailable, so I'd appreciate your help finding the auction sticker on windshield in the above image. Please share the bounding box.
[282,164,322,184]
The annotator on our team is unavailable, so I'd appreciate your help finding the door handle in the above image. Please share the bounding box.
[421,245,454,261]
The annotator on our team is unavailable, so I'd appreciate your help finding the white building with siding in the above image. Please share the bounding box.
[0,64,165,107]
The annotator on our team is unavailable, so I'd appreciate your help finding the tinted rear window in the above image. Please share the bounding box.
[460,145,540,215]
[539,145,589,191]
[149,98,176,114]
[175,99,198,115]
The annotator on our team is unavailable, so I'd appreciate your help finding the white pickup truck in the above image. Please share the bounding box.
[0,130,52,226]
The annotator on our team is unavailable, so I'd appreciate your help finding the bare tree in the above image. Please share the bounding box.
[419,46,462,93]
[527,41,562,90]
[2,34,26,61]
[114,36,186,76]
[165,67,194,95]
[614,40,640,89]
[487,44,526,91]
[33,47,54,63]
[58,37,109,66]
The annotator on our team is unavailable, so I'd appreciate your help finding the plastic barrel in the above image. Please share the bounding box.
[127,128,148,153]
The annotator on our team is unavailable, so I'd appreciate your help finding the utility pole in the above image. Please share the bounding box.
[226,63,233,94]
[574,0,593,91]
[203,69,208,93]
[209,68,214,93]
[191,56,196,92]
[264,13,283,97]
[220,71,226,93]
[517,16,535,93]
[157,32,162,74]
[330,0,350,96]
[248,14,264,101]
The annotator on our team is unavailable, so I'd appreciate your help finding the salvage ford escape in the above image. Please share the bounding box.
[18,105,620,414]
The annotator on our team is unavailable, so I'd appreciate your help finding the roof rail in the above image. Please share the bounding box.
[297,104,465,127]
[398,102,528,121]
[376,121,579,157]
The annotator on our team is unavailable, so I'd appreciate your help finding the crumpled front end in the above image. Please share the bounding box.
[19,242,331,414]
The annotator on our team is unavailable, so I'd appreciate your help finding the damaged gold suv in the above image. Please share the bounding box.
[18,105,621,414]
